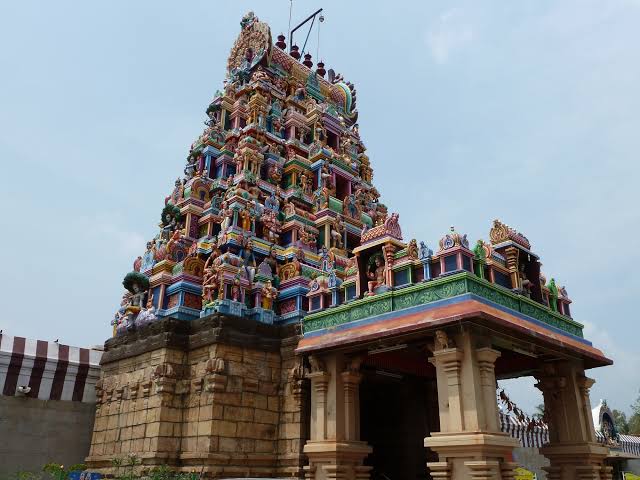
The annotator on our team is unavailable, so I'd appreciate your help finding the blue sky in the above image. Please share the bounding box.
[1,1,639,415]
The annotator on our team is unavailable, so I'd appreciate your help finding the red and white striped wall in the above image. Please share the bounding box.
[0,334,102,403]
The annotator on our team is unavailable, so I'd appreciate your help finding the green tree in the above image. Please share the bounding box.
[629,392,640,435]
[612,409,629,434]
[532,403,545,420]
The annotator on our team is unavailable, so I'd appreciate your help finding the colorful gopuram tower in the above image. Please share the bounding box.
[88,12,613,480]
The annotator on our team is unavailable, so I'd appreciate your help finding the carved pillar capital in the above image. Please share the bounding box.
[476,347,501,384]
[577,374,595,394]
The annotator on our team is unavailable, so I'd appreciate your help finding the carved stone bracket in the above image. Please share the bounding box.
[289,361,308,408]
[427,461,452,480]
[141,380,152,397]
[129,383,139,400]
[500,461,518,480]
[464,460,501,479]
[152,363,177,394]
[204,357,227,393]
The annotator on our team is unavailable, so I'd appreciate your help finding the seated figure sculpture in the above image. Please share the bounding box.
[120,272,150,332]
[366,254,387,296]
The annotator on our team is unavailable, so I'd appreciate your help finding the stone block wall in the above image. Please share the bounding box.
[86,315,308,478]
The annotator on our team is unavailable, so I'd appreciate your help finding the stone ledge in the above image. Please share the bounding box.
[102,314,299,364]
[425,431,519,458]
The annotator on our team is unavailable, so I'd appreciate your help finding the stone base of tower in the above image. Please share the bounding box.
[303,441,372,480]
[85,316,308,479]
[425,432,519,480]
[540,442,612,480]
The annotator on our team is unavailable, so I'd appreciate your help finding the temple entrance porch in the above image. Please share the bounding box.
[298,315,612,480]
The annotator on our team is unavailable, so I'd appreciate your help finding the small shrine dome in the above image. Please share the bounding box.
[438,226,470,252]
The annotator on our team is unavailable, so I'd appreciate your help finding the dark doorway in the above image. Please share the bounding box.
[360,368,439,480]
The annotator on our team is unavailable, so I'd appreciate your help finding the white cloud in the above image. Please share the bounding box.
[425,8,474,64]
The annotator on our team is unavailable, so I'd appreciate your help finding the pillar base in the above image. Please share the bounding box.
[540,442,611,480]
[303,441,372,480]
[425,432,519,480]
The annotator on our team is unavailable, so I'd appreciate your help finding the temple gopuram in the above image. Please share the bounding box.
[87,12,613,480]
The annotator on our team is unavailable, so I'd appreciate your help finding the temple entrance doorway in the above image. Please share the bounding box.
[359,352,439,480]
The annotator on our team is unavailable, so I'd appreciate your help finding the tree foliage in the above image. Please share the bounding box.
[629,391,640,435]
[532,403,545,420]
[612,409,629,434]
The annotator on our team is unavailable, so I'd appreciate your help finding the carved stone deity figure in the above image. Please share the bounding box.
[135,292,158,328]
[202,264,220,306]
[473,239,487,261]
[160,204,182,241]
[407,239,419,260]
[344,193,359,219]
[231,275,241,302]
[519,262,532,297]
[299,172,312,195]
[366,253,387,296]
[329,218,344,249]
[419,241,433,262]
[268,163,283,184]
[265,247,280,288]
[314,123,326,144]
[240,207,252,231]
[434,330,454,350]
[220,203,234,232]
[283,200,296,217]
[133,256,142,272]
[141,241,156,272]
[261,280,277,310]
[320,163,333,190]
[121,272,150,332]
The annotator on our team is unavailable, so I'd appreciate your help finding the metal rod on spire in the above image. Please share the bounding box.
[316,13,322,60]
[290,8,323,53]
[301,16,315,56]
[288,0,293,47]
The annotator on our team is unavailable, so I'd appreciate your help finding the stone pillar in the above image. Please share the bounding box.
[504,247,519,289]
[304,353,371,480]
[341,357,363,442]
[536,361,611,480]
[425,329,518,480]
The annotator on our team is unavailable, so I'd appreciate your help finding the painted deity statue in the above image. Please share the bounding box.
[160,204,181,241]
[240,207,251,231]
[202,267,220,306]
[135,292,158,328]
[231,276,241,302]
[265,247,280,288]
[519,263,532,297]
[120,272,150,332]
[261,281,277,310]
[419,241,433,262]
[366,254,386,296]
[141,241,156,272]
[330,218,344,249]
[220,203,233,232]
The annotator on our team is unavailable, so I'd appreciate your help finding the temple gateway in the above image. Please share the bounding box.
[87,12,613,480]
